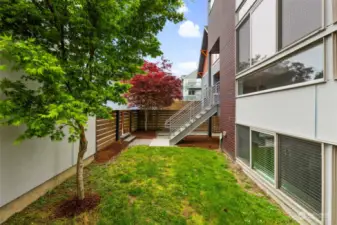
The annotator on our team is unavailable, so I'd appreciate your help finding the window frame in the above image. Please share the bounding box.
[250,128,277,183]
[334,0,337,23]
[333,32,337,80]
[235,0,325,79]
[235,122,325,223]
[235,38,327,98]
[236,15,251,74]
[236,39,326,97]
[235,124,251,165]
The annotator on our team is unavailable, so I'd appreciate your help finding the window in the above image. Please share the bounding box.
[252,131,275,183]
[334,0,337,23]
[278,135,322,219]
[334,33,337,80]
[251,0,276,64]
[209,0,215,11]
[238,0,256,21]
[211,54,220,65]
[188,90,195,95]
[238,41,324,95]
[237,17,251,73]
[236,0,243,10]
[280,0,322,49]
[237,125,250,165]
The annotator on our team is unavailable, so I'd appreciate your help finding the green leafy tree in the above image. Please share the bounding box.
[0,0,184,200]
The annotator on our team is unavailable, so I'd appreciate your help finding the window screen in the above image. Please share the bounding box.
[238,41,324,95]
[280,0,322,48]
[237,17,250,73]
[252,131,275,183]
[279,135,322,219]
[237,125,250,164]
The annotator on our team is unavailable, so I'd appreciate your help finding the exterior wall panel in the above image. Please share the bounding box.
[208,0,236,157]
[237,86,316,139]
[0,117,96,207]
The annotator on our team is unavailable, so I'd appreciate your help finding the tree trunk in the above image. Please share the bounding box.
[144,110,148,131]
[77,124,88,200]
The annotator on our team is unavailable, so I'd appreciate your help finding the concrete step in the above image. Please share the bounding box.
[124,135,136,143]
[120,132,131,140]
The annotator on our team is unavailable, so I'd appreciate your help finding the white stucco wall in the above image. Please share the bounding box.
[0,69,96,207]
[236,35,337,144]
[0,118,96,207]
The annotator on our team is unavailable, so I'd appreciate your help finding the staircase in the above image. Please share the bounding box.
[165,82,220,145]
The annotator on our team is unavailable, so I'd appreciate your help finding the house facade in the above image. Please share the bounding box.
[181,70,202,101]
[207,0,337,224]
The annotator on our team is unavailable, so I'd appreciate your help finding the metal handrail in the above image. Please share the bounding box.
[165,82,220,138]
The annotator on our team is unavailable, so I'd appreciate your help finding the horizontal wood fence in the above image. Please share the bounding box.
[96,110,138,151]
[96,109,220,151]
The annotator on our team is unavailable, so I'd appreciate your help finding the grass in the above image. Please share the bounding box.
[5,146,297,225]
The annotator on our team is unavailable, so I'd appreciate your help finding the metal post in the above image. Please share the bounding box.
[129,111,132,132]
[208,117,212,137]
[116,110,120,141]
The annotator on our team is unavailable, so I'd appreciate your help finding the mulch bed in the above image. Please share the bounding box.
[177,135,220,149]
[131,131,157,139]
[95,141,128,163]
[53,193,100,218]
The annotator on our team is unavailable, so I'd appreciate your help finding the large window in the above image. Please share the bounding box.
[280,0,322,49]
[251,0,276,64]
[237,17,250,73]
[237,125,250,164]
[252,131,275,183]
[236,0,323,76]
[238,41,324,95]
[279,135,322,219]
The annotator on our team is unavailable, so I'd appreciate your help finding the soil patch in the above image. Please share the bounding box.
[53,193,100,219]
[95,141,128,163]
[177,135,219,149]
[132,131,157,139]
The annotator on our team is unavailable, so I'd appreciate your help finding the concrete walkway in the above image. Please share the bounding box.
[128,139,153,146]
[149,138,170,147]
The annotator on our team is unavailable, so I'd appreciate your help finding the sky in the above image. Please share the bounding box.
[154,0,208,77]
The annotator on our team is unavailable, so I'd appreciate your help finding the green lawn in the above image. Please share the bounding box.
[6,146,297,225]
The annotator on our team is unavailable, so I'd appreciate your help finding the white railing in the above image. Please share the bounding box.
[165,82,220,137]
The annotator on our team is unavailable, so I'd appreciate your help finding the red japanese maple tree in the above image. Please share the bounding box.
[126,59,182,130]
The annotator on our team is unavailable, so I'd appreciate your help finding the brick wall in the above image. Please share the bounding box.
[208,0,236,158]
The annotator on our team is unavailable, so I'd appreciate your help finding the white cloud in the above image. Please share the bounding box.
[177,4,189,14]
[172,61,198,76]
[178,20,201,38]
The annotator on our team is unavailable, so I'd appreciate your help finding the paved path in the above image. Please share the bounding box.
[149,138,170,147]
[128,139,153,146]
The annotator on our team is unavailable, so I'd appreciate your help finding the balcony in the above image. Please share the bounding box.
[183,95,201,101]
[185,81,202,89]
